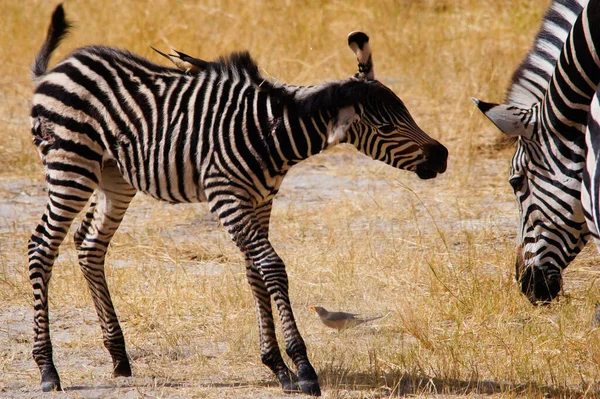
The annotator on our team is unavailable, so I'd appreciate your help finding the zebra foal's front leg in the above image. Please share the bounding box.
[244,201,301,393]
[209,193,320,396]
[245,257,300,392]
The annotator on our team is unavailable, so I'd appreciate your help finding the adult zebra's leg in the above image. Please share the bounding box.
[73,160,137,378]
[245,201,300,393]
[29,153,100,392]
[208,193,320,396]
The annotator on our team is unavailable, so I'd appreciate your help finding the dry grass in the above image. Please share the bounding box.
[2,0,600,398]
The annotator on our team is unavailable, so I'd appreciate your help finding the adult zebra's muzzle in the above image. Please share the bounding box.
[416,142,448,180]
[516,249,562,305]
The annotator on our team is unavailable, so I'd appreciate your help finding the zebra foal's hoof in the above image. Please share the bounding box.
[278,370,301,394]
[298,379,321,396]
[41,381,61,392]
[295,362,320,396]
[113,358,132,378]
[281,380,301,394]
[40,366,62,392]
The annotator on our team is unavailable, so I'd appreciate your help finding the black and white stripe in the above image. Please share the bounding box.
[583,91,600,247]
[27,6,447,395]
[474,0,600,304]
[505,0,589,107]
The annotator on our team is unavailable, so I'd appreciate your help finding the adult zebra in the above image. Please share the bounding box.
[473,0,600,304]
[28,5,447,395]
[584,91,600,246]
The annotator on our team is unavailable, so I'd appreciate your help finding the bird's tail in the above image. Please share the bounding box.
[31,4,71,80]
[355,313,388,325]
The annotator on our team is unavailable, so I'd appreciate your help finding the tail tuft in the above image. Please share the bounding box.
[31,4,72,80]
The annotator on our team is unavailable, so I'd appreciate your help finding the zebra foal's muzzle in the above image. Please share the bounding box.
[415,142,448,180]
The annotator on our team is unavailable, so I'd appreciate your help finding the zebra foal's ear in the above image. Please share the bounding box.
[348,31,374,80]
[328,106,359,145]
[472,98,535,139]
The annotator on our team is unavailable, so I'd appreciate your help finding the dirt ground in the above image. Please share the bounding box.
[0,147,527,398]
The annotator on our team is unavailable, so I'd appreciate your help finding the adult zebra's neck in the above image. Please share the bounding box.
[541,2,600,150]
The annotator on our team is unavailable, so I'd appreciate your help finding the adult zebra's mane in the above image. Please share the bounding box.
[498,0,587,147]
[505,0,587,107]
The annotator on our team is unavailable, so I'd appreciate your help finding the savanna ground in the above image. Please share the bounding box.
[2,0,600,398]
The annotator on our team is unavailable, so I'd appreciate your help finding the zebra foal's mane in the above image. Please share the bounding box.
[206,51,288,97]
[154,46,399,120]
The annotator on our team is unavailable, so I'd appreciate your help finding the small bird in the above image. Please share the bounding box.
[151,46,208,74]
[310,306,384,331]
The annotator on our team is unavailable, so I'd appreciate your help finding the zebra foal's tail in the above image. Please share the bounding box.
[31,4,71,80]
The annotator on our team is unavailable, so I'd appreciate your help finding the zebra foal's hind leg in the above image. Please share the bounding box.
[28,147,101,392]
[74,160,137,378]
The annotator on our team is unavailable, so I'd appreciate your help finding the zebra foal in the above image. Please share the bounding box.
[28,4,447,395]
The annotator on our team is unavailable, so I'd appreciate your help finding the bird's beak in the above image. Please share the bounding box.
[310,306,316,312]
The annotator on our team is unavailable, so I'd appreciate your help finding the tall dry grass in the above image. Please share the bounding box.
[2,0,600,398]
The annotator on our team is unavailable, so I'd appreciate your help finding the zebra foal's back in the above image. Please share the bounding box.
[33,45,210,203]
[33,44,314,204]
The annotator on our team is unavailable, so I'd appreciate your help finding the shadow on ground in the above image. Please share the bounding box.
[64,379,278,392]
[318,368,598,397]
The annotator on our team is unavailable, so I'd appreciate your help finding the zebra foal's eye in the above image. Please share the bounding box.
[379,125,396,134]
[509,176,525,192]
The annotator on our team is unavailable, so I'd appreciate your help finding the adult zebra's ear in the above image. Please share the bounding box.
[472,98,535,140]
[328,106,359,145]
[348,31,374,80]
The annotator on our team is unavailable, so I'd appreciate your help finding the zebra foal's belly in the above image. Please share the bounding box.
[105,153,209,204]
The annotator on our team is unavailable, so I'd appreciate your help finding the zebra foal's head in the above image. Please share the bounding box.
[342,32,448,179]
[154,33,448,179]
[472,99,588,304]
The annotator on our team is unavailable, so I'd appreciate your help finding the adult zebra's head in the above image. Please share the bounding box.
[472,99,589,304]
[341,32,448,179]
[471,1,600,305]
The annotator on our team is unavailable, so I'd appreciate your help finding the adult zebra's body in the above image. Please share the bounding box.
[584,92,600,246]
[28,5,447,395]
[474,0,600,304]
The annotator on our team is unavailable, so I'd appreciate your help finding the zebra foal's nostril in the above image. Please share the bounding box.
[424,142,448,173]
